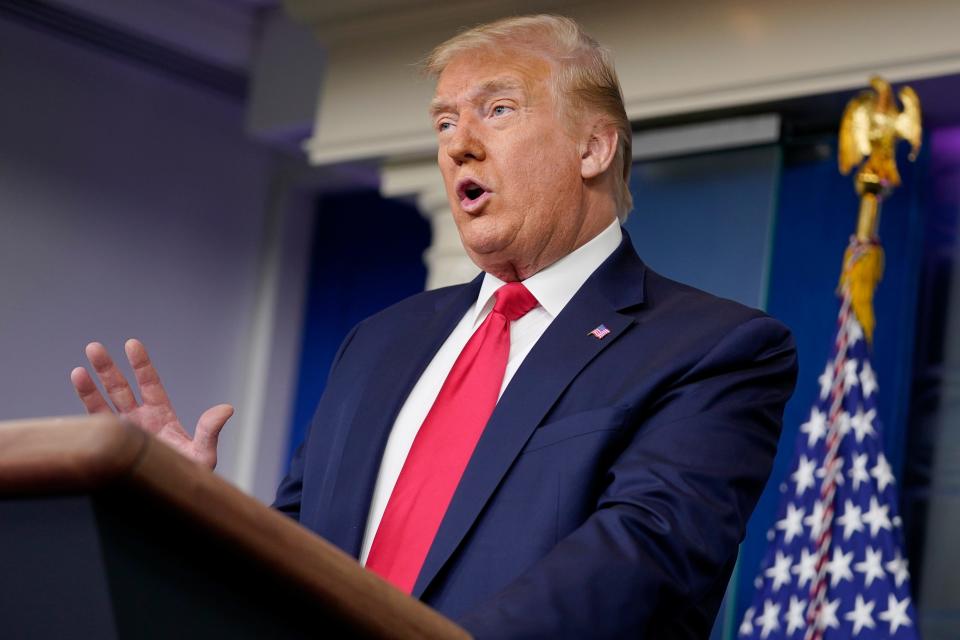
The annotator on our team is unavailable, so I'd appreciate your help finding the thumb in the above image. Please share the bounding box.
[194,404,233,468]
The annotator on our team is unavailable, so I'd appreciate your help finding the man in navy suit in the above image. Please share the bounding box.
[72,15,797,638]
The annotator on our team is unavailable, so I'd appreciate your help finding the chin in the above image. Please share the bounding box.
[461,232,516,261]
[456,215,515,254]
[463,240,508,263]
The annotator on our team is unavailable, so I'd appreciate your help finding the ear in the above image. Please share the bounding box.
[580,123,619,180]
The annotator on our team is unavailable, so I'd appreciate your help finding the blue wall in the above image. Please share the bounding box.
[625,145,781,309]
[285,189,430,466]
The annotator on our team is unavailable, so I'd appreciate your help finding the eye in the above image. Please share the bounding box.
[491,104,514,117]
[437,120,455,133]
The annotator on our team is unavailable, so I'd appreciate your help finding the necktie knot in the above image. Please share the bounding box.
[492,282,538,321]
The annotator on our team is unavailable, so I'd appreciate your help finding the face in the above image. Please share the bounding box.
[431,48,604,281]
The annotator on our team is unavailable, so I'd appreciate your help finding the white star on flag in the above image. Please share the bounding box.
[871,453,895,491]
[775,503,805,544]
[738,607,755,636]
[850,407,876,443]
[844,594,876,635]
[862,496,892,537]
[764,551,793,592]
[756,600,780,639]
[886,550,910,588]
[854,546,885,587]
[818,363,833,400]
[836,499,864,540]
[827,547,854,587]
[843,359,860,390]
[800,408,827,448]
[860,360,878,398]
[845,318,864,345]
[791,455,817,495]
[816,597,841,631]
[878,594,912,634]
[848,452,871,490]
[791,547,818,588]
[816,457,845,486]
[835,410,852,438]
[785,596,806,635]
[804,500,828,541]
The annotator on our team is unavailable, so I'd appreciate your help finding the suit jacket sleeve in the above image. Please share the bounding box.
[456,315,798,638]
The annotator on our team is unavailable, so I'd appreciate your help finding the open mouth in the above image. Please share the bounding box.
[456,178,492,212]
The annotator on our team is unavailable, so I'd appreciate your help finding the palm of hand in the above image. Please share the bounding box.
[70,339,232,470]
[123,401,203,464]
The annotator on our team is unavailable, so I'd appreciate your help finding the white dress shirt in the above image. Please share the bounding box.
[359,219,623,564]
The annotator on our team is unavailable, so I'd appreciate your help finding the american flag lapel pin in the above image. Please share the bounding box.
[588,324,611,340]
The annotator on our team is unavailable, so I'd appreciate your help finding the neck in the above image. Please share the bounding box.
[485,211,616,282]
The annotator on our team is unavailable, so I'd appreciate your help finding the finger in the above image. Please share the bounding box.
[125,338,172,408]
[194,404,233,469]
[70,366,113,415]
[85,342,139,413]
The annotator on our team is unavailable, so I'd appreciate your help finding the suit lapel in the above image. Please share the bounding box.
[322,277,482,558]
[412,235,647,597]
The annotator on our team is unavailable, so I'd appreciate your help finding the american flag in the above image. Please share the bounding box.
[738,292,920,639]
[589,324,611,339]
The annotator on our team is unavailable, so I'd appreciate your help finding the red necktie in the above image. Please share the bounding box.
[365,282,539,593]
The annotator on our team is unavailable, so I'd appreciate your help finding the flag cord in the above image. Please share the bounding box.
[803,293,853,639]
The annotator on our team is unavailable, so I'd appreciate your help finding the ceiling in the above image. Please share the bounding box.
[50,0,279,71]
[22,0,960,132]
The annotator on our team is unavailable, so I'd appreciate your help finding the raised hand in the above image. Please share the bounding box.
[70,339,232,470]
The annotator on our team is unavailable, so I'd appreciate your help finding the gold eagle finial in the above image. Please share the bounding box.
[836,76,921,344]
[838,76,922,192]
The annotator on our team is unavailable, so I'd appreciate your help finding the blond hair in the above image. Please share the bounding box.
[424,14,634,221]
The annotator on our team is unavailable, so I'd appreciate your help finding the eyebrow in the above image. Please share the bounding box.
[429,77,526,118]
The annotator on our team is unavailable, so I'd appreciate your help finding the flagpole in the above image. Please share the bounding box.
[854,192,879,244]
[805,74,923,639]
[737,76,923,640]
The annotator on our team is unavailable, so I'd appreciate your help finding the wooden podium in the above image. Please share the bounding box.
[0,416,469,639]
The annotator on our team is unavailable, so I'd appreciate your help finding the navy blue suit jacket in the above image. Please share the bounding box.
[274,232,798,638]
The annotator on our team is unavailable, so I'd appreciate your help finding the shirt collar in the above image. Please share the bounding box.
[470,219,623,326]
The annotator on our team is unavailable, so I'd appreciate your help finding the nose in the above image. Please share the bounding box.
[445,117,485,164]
